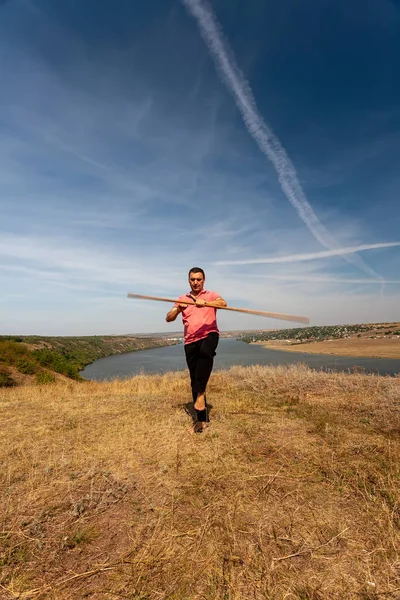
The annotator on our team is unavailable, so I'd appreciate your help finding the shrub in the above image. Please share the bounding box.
[32,349,80,379]
[0,340,28,363]
[15,358,36,375]
[0,370,15,387]
[35,372,56,385]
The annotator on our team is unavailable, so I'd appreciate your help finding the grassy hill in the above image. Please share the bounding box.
[240,323,400,359]
[1,365,399,599]
[240,322,400,344]
[0,335,178,387]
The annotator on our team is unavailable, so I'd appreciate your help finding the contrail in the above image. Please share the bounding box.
[246,274,400,285]
[181,0,383,281]
[216,241,400,265]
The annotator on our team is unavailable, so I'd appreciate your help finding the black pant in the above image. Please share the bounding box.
[184,332,219,422]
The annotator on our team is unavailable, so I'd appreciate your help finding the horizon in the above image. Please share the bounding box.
[1,0,399,335]
[2,320,399,339]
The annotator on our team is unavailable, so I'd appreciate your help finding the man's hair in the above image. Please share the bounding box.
[188,267,205,278]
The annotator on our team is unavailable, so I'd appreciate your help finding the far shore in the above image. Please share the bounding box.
[253,338,400,359]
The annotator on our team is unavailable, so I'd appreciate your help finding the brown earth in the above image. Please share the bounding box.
[6,365,70,386]
[258,337,400,359]
[254,323,400,359]
[1,366,399,599]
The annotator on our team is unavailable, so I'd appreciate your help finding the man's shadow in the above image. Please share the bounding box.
[182,402,214,424]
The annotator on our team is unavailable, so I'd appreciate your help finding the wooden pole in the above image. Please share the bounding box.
[127,293,309,325]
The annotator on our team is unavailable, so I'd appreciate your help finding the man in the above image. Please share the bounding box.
[166,267,227,432]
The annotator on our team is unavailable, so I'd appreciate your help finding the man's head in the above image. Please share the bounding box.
[188,267,205,295]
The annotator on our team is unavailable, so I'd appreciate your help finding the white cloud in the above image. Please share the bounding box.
[217,242,400,265]
[181,0,386,281]
[0,2,399,335]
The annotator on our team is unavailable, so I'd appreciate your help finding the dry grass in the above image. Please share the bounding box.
[1,365,400,599]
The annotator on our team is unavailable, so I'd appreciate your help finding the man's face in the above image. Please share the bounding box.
[189,271,205,295]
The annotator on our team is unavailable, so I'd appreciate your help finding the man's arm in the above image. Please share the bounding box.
[195,296,227,308]
[166,304,185,322]
[212,297,227,308]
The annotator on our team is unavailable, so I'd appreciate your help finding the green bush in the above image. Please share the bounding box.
[15,358,36,375]
[32,349,80,379]
[0,340,28,363]
[35,371,56,385]
[0,370,15,387]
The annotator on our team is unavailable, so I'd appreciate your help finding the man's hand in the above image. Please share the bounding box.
[166,303,186,322]
[195,297,227,308]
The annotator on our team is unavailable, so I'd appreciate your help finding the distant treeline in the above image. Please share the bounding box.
[239,323,400,344]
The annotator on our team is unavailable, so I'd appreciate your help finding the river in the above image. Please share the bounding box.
[80,338,400,381]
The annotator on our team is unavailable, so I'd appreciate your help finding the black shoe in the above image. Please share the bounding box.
[193,421,204,434]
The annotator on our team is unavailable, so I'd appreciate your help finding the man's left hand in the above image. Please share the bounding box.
[195,298,207,307]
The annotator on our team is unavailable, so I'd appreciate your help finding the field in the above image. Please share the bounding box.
[257,337,400,359]
[1,365,400,599]
[242,323,400,360]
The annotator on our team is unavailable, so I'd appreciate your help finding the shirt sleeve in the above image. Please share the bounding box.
[209,291,222,301]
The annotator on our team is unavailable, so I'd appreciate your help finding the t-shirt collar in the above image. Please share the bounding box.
[186,289,207,298]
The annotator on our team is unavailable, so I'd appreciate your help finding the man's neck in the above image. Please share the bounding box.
[190,289,204,298]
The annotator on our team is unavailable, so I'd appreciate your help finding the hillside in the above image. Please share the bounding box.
[0,335,177,387]
[240,323,400,359]
[1,366,399,599]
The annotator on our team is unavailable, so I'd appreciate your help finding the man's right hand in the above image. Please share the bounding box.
[166,303,186,322]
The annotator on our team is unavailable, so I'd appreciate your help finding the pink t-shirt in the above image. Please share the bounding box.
[175,290,221,345]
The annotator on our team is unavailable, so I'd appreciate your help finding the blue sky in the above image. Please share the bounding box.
[1,0,399,335]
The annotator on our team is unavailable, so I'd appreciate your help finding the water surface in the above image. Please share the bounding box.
[80,338,400,381]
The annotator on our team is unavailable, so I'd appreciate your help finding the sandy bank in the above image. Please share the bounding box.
[254,337,400,359]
